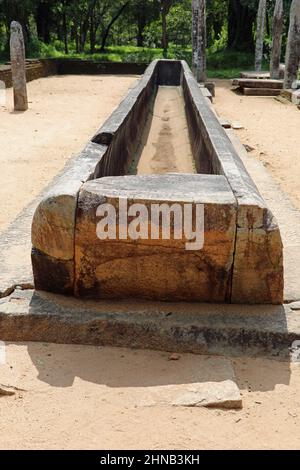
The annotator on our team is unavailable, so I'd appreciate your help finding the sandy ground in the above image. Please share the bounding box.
[0,343,299,450]
[213,79,300,210]
[0,74,139,232]
[1,76,300,450]
[135,86,195,174]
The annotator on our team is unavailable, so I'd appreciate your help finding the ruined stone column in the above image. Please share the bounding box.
[270,0,284,79]
[255,0,267,72]
[192,0,206,83]
[10,21,28,111]
[284,0,300,89]
[0,80,5,107]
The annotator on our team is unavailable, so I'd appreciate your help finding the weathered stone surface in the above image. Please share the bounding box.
[32,194,77,261]
[0,290,299,358]
[31,142,107,294]
[172,379,242,409]
[219,118,231,129]
[136,356,242,409]
[292,80,300,90]
[225,130,284,304]
[284,0,300,89]
[243,87,282,96]
[290,301,300,311]
[199,85,212,102]
[233,209,283,305]
[192,0,206,83]
[75,174,237,302]
[231,122,244,130]
[270,0,284,80]
[205,81,215,97]
[292,89,300,105]
[226,127,300,304]
[241,71,271,79]
[255,0,267,72]
[30,59,284,304]
[232,78,283,89]
[31,247,74,295]
[240,66,285,79]
[10,21,28,111]
[0,385,15,397]
[183,60,283,303]
[232,223,284,305]
[32,142,107,261]
[31,142,107,257]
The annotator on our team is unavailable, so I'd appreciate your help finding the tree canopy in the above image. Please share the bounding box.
[0,0,294,64]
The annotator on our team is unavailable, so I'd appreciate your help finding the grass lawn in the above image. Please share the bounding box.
[1,45,270,79]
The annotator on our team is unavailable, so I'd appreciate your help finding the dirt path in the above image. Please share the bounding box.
[0,74,138,232]
[0,343,299,450]
[135,86,195,174]
[213,79,300,210]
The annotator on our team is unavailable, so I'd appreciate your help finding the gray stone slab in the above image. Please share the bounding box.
[290,301,300,311]
[32,141,107,260]
[232,78,283,89]
[80,173,236,204]
[240,71,271,79]
[199,86,213,102]
[172,379,242,409]
[226,129,300,303]
[0,289,299,359]
[0,199,35,298]
[92,60,158,145]
[292,89,300,105]
[134,356,242,409]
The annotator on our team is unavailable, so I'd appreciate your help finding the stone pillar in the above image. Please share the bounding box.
[284,0,300,89]
[0,80,5,107]
[10,21,28,111]
[270,0,284,79]
[255,0,267,72]
[192,0,206,83]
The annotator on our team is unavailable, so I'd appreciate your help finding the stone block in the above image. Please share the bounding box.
[74,174,237,302]
[31,142,107,294]
[31,247,74,295]
[292,89,300,105]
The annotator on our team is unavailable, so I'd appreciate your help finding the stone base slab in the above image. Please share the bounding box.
[0,289,299,360]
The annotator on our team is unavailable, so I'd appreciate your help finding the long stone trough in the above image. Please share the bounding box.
[31,60,283,305]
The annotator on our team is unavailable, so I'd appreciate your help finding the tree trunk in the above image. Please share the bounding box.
[284,0,300,88]
[160,1,172,58]
[255,0,267,72]
[90,14,95,54]
[36,1,51,43]
[63,9,68,55]
[266,8,270,37]
[227,0,255,52]
[270,0,284,79]
[100,2,130,52]
[79,0,96,53]
[192,0,206,83]
[137,9,146,47]
[75,28,80,54]
[162,10,168,57]
[80,20,89,52]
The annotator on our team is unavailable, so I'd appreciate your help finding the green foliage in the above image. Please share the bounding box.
[0,0,295,76]
[207,50,254,69]
[24,41,259,79]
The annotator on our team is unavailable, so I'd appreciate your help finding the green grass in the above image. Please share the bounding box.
[1,41,270,79]
[206,68,248,79]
